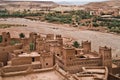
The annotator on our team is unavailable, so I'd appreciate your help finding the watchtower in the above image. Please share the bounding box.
[40,51,54,68]
[62,47,75,64]
[99,46,112,73]
[46,34,54,40]
[2,32,11,45]
[82,41,91,53]
[56,34,63,46]
[29,32,37,42]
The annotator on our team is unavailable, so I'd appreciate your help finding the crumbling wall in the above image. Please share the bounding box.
[0,44,23,65]
[0,52,8,66]
[11,57,32,66]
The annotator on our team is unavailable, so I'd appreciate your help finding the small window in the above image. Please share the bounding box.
[21,51,24,53]
[5,39,7,42]
[75,51,77,55]
[57,54,59,56]
[46,63,48,65]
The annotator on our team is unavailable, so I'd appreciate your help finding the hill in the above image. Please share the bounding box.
[0,1,58,11]
[84,0,120,10]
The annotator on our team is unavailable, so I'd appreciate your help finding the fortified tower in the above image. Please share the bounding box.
[29,32,37,50]
[46,34,54,40]
[99,46,112,73]
[62,47,75,65]
[36,35,45,51]
[82,41,91,53]
[29,32,37,43]
[56,34,63,46]
[40,51,54,68]
[2,32,11,45]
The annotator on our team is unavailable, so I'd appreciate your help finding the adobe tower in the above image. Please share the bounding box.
[99,46,112,73]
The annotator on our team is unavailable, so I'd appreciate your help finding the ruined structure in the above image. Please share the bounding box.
[56,40,112,74]
[0,32,119,80]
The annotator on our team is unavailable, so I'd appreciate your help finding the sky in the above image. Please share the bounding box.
[4,0,108,2]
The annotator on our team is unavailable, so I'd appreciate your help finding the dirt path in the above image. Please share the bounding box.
[0,18,120,58]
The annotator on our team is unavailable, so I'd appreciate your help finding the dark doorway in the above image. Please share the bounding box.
[32,57,35,62]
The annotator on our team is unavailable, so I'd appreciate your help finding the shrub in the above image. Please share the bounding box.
[0,35,2,43]
[29,42,35,51]
[10,40,19,45]
[19,33,25,38]
[73,41,80,48]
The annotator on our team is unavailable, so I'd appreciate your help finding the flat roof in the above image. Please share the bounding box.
[3,71,64,80]
[83,54,99,58]
[18,52,40,57]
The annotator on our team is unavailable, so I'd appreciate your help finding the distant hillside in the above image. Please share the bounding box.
[57,1,88,5]
[84,0,120,9]
[106,0,120,7]
[0,1,58,11]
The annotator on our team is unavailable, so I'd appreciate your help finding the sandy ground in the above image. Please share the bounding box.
[2,71,64,80]
[0,18,120,58]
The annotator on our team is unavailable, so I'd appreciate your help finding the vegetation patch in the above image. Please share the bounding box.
[0,35,2,43]
[0,24,27,29]
[0,9,43,18]
[10,40,20,45]
[19,33,25,39]
[45,10,93,24]
[93,17,120,33]
[72,41,80,48]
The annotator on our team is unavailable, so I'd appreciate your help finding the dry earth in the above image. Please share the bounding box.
[0,18,120,58]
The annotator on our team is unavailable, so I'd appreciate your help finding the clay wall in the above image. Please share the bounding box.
[56,55,102,73]
[0,77,2,80]
[0,43,6,47]
[46,34,54,40]
[1,65,52,77]
[11,57,32,66]
[65,58,102,73]
[31,64,42,70]
[62,47,76,61]
[2,65,28,73]
[99,46,112,72]
[68,58,102,66]
[55,55,64,69]
[0,44,23,53]
[0,62,3,68]
[50,45,61,56]
[36,37,44,51]
[108,73,120,80]
[1,32,11,45]
[0,52,8,66]
[0,44,23,65]
[34,57,40,61]
[1,63,42,75]
[112,67,120,74]
[40,53,54,68]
